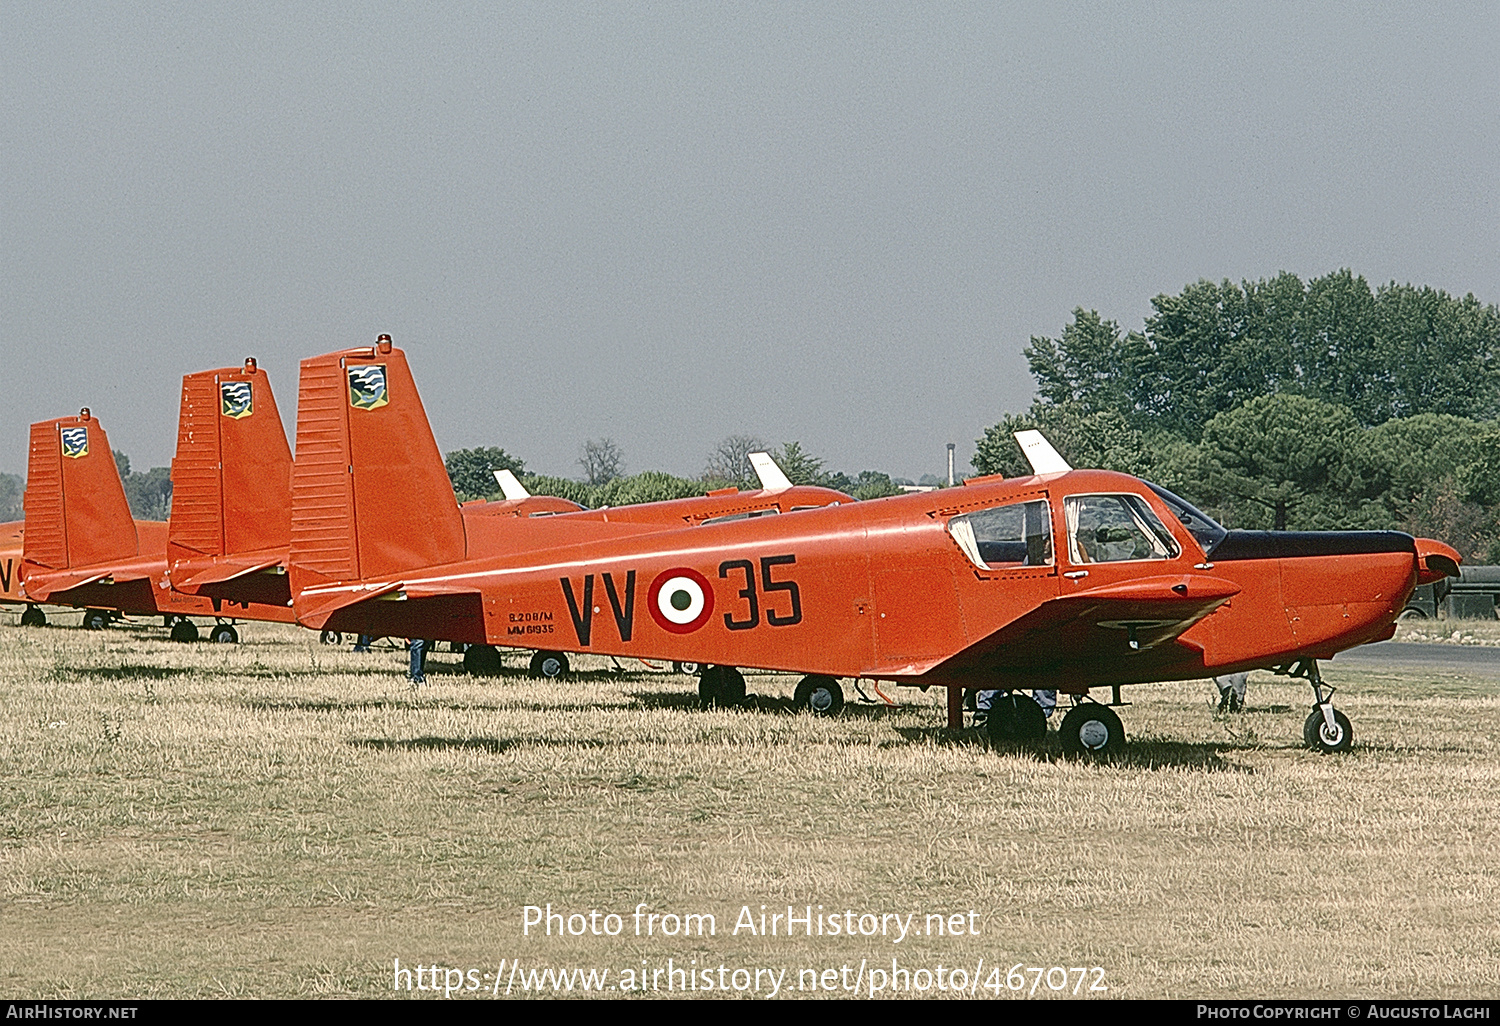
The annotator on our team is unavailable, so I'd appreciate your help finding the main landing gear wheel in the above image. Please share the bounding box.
[672,661,701,675]
[83,610,110,631]
[529,650,570,680]
[986,692,1049,745]
[20,605,46,627]
[1304,707,1353,754]
[209,624,239,644]
[698,665,746,709]
[319,630,342,646]
[169,618,199,643]
[463,644,503,676]
[1058,702,1125,758]
[794,675,845,716]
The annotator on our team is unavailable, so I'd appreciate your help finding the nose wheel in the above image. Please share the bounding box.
[1275,659,1354,754]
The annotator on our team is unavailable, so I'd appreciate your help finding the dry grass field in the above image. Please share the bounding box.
[1,612,1498,1000]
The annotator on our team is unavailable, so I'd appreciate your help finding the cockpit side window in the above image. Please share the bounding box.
[948,499,1053,569]
[1064,494,1180,563]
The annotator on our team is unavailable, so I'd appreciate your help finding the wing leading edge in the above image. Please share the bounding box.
[917,573,1240,684]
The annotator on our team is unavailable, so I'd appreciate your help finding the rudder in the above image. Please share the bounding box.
[23,410,140,573]
[289,335,466,596]
[167,358,293,567]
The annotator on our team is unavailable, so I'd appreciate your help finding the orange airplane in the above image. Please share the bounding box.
[1,520,44,624]
[162,357,584,652]
[20,405,297,639]
[168,344,850,675]
[285,337,1460,754]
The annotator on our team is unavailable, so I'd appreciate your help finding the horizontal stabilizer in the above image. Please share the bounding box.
[493,468,531,501]
[23,564,153,602]
[171,551,286,592]
[294,578,482,628]
[749,452,793,492]
[1013,430,1071,475]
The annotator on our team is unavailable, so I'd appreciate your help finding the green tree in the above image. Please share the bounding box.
[445,447,526,502]
[519,474,597,508]
[1371,283,1500,423]
[1024,309,1150,419]
[847,471,903,501]
[597,471,704,506]
[112,450,172,520]
[772,441,828,486]
[1190,395,1363,531]
[1024,272,1500,439]
[972,403,1194,489]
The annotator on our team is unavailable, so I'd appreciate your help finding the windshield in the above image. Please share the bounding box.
[1145,483,1228,554]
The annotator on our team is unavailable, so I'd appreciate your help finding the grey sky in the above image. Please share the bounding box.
[4,2,1497,482]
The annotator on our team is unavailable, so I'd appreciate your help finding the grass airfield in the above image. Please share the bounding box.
[1,615,1498,1000]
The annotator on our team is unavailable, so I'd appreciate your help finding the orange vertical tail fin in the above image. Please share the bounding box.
[289,336,466,597]
[23,410,140,573]
[167,358,293,567]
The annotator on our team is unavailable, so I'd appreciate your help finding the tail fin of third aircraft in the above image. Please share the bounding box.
[23,410,139,573]
[289,336,467,594]
[167,358,293,568]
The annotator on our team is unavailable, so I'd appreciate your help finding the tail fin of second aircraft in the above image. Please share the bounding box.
[289,336,467,593]
[23,410,139,572]
[167,358,293,567]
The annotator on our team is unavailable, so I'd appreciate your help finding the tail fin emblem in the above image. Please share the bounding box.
[347,365,389,411]
[220,381,254,419]
[61,427,89,459]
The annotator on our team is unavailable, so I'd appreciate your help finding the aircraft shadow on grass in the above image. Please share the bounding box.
[350,735,611,754]
[890,724,1257,773]
[61,664,198,682]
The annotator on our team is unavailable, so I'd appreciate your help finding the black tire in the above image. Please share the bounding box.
[529,650,570,680]
[169,619,199,643]
[209,624,239,644]
[793,675,845,715]
[672,661,702,675]
[1303,707,1353,753]
[20,606,46,627]
[1397,608,1426,620]
[83,610,110,631]
[986,692,1049,744]
[319,630,342,646]
[698,665,746,709]
[463,644,503,676]
[1058,702,1125,757]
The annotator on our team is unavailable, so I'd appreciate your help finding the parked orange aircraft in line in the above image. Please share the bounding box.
[166,345,851,674]
[20,407,298,639]
[285,336,1461,754]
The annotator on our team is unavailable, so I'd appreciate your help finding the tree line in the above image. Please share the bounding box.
[974,270,1500,561]
[444,436,911,510]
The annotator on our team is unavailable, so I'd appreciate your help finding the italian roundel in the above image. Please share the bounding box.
[647,568,715,634]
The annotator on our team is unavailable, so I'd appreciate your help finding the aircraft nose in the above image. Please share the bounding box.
[1415,538,1461,585]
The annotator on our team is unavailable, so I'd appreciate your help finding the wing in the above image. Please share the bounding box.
[925,573,1239,680]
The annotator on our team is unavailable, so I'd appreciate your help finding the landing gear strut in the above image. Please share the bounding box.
[1276,658,1353,754]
